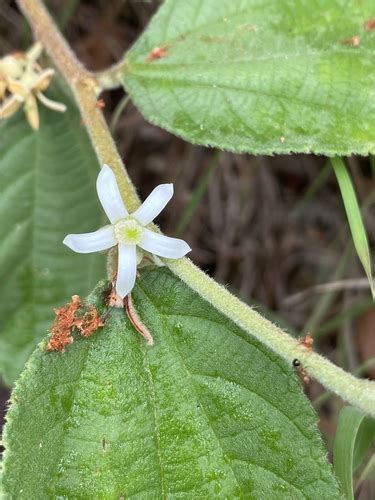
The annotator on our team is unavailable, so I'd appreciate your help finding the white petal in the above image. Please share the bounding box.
[97,164,128,223]
[63,226,116,253]
[36,92,67,112]
[133,184,173,225]
[26,42,43,62]
[116,244,137,298]
[139,228,191,259]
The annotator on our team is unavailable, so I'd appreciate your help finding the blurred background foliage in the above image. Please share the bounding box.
[1,0,375,497]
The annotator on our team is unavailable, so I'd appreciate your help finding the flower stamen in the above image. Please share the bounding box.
[114,218,143,245]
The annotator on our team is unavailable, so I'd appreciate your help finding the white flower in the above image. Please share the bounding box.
[0,43,66,130]
[63,165,191,298]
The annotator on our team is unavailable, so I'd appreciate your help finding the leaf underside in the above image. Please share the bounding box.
[123,0,375,155]
[0,83,104,385]
[3,268,341,498]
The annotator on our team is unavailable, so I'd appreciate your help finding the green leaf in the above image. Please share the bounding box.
[333,406,365,500]
[3,268,341,498]
[331,157,374,299]
[0,82,105,385]
[0,462,3,495]
[123,0,375,155]
[352,417,375,471]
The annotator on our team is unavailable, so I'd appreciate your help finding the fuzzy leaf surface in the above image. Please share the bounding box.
[3,268,341,498]
[0,84,104,385]
[123,0,375,155]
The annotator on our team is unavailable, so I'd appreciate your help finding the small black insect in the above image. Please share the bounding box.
[292,358,301,368]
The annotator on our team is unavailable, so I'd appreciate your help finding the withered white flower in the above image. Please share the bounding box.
[63,165,191,298]
[0,43,66,130]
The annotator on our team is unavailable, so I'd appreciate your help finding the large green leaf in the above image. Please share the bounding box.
[123,0,375,155]
[0,83,104,385]
[2,268,341,498]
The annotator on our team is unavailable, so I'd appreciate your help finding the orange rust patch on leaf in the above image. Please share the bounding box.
[47,295,104,351]
[47,295,82,352]
[54,295,81,329]
[364,18,375,31]
[75,306,104,337]
[46,329,74,352]
[340,35,360,47]
[146,46,169,62]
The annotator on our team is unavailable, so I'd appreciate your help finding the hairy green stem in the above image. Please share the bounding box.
[18,0,375,417]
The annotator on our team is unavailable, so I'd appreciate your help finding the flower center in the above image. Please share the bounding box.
[114,218,143,245]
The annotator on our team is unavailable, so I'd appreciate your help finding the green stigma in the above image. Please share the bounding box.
[114,218,143,245]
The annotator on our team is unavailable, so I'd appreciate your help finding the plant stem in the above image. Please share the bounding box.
[17,0,140,213]
[18,0,375,417]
